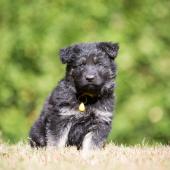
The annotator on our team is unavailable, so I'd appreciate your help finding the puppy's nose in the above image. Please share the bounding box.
[85,74,95,81]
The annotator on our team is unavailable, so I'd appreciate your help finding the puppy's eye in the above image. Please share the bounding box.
[93,57,98,64]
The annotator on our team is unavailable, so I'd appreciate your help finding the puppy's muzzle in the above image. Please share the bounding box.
[85,74,95,82]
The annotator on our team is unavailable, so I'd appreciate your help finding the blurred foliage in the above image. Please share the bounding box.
[0,0,169,144]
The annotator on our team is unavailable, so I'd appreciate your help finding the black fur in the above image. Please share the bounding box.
[29,42,119,150]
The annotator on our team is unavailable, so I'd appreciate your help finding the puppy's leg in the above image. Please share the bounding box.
[29,111,47,147]
[46,121,72,148]
[82,122,111,152]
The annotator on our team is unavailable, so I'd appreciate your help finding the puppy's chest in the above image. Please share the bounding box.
[46,108,96,146]
[46,107,112,147]
[59,106,112,121]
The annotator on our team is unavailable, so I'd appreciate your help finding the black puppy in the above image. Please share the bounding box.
[29,42,119,150]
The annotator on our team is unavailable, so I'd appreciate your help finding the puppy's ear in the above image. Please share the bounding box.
[59,45,80,64]
[59,46,72,64]
[98,42,119,59]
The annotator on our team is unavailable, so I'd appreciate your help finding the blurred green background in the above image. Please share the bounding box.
[0,0,169,145]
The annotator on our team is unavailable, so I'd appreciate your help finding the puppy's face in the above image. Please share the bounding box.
[60,42,119,95]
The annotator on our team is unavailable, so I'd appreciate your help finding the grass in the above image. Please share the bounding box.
[0,142,170,170]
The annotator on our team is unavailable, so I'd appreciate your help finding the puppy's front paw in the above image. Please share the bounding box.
[30,137,46,148]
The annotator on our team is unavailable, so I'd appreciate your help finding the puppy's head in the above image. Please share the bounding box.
[59,42,119,96]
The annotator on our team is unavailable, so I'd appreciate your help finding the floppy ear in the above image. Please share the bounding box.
[59,46,72,64]
[98,42,119,59]
[59,45,80,64]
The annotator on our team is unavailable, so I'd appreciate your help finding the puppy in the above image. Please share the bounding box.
[29,42,119,151]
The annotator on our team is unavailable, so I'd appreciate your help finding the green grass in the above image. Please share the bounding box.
[0,142,170,170]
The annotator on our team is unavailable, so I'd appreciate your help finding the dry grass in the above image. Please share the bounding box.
[0,142,170,170]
